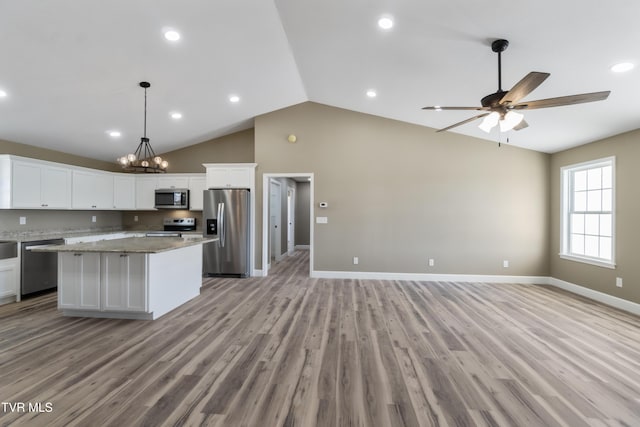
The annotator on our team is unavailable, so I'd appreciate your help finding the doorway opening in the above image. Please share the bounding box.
[262,173,313,277]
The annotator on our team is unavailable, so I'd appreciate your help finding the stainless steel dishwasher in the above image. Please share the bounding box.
[21,238,64,297]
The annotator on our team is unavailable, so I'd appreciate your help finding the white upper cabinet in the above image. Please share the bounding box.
[135,176,158,210]
[188,176,206,211]
[0,155,204,211]
[157,176,189,189]
[11,160,72,209]
[204,163,256,189]
[71,169,114,209]
[113,174,136,210]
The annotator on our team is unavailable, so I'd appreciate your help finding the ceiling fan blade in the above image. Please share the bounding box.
[499,72,550,105]
[436,113,490,132]
[512,91,611,110]
[513,119,528,131]
[422,106,488,111]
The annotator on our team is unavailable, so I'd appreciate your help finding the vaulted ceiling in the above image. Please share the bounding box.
[1,0,638,162]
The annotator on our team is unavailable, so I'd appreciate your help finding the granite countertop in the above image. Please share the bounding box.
[31,236,217,254]
[0,229,204,243]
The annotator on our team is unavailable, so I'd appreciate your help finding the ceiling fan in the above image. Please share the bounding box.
[422,39,611,133]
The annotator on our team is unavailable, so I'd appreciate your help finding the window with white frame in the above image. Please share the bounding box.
[561,157,615,268]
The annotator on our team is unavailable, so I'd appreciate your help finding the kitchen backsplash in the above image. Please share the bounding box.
[122,211,203,231]
[0,210,123,239]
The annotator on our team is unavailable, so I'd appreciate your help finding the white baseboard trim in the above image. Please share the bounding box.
[295,245,310,250]
[310,270,549,284]
[0,295,17,306]
[252,268,265,277]
[546,277,640,316]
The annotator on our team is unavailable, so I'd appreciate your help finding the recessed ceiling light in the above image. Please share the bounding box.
[170,112,182,119]
[108,131,121,137]
[378,16,394,30]
[0,90,7,98]
[434,106,442,111]
[229,95,240,103]
[366,89,377,98]
[611,62,634,73]
[164,30,181,41]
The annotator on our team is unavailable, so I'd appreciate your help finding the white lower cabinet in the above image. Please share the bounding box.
[101,253,147,312]
[58,253,101,310]
[0,258,19,302]
[59,252,147,313]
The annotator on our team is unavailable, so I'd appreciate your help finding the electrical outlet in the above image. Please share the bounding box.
[616,277,623,288]
[503,260,509,268]
[428,258,435,267]
[316,217,328,224]
[91,215,97,223]
[353,256,359,265]
[19,216,26,225]
[134,215,139,222]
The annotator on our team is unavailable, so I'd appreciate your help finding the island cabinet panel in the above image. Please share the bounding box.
[101,253,147,312]
[12,160,72,209]
[58,253,101,310]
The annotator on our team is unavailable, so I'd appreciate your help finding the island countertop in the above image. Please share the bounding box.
[31,236,217,254]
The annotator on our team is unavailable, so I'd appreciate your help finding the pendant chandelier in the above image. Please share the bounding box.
[117,81,168,173]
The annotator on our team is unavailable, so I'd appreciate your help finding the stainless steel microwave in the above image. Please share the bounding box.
[155,189,189,209]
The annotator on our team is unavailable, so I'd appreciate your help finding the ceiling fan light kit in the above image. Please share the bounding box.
[422,39,611,136]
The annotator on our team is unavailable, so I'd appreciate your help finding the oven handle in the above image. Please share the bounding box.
[217,202,225,247]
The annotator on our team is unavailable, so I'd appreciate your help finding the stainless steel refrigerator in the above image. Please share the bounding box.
[203,188,250,277]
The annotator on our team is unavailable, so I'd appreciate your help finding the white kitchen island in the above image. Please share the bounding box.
[34,236,215,320]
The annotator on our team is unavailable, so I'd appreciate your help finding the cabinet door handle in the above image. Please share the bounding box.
[74,253,82,257]
[120,254,128,257]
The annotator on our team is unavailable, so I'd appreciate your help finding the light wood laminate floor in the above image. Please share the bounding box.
[1,250,640,426]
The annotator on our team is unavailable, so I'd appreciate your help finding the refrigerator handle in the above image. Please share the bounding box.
[217,202,225,247]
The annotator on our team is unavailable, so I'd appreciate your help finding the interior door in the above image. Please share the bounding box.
[287,186,295,254]
[269,180,281,264]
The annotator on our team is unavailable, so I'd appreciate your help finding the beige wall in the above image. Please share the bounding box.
[255,102,550,275]
[158,128,255,173]
[550,128,640,304]
[0,138,120,171]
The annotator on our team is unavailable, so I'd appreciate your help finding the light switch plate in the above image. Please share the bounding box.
[316,216,328,224]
